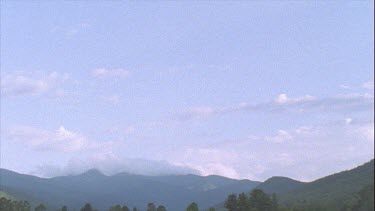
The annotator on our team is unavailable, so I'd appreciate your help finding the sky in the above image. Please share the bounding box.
[0,1,373,182]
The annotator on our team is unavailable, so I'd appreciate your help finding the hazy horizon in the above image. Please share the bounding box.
[1,1,374,182]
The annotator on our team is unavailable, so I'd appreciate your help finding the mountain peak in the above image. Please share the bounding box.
[81,168,104,176]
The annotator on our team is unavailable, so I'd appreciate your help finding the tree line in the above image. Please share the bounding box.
[1,185,373,211]
[0,197,207,211]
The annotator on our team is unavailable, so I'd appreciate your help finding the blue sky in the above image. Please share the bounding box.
[1,1,373,181]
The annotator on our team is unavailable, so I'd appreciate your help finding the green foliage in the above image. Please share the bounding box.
[34,203,46,211]
[224,194,238,211]
[209,207,216,211]
[109,204,122,211]
[0,197,31,211]
[61,205,68,211]
[186,202,199,211]
[249,189,273,211]
[238,192,249,211]
[279,160,374,210]
[122,205,130,211]
[224,189,278,211]
[80,203,97,211]
[147,202,156,211]
[156,205,167,211]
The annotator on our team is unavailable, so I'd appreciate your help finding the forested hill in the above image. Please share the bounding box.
[255,176,305,194]
[213,159,374,211]
[278,159,374,209]
[1,159,373,211]
[0,169,260,211]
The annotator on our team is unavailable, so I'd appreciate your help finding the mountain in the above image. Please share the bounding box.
[213,159,374,211]
[0,169,260,211]
[279,159,374,209]
[255,176,305,194]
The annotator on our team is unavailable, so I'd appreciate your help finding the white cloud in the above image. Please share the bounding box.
[345,118,353,125]
[274,93,316,105]
[181,107,217,119]
[102,95,120,105]
[355,124,374,142]
[1,71,75,98]
[362,81,374,90]
[186,119,373,181]
[339,84,351,90]
[4,125,89,152]
[92,68,129,78]
[1,74,49,96]
[34,154,200,178]
[171,147,242,179]
[179,92,373,120]
[265,130,293,143]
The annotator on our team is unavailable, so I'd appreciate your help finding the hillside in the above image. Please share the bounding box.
[280,159,374,209]
[0,169,260,211]
[255,176,305,194]
[214,159,374,211]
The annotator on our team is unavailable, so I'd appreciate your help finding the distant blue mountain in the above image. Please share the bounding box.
[0,169,260,211]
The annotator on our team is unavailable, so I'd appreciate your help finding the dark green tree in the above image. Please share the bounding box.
[35,203,46,211]
[122,205,130,211]
[61,205,68,211]
[132,207,138,211]
[271,193,278,211]
[147,203,156,211]
[225,194,238,211]
[81,203,94,211]
[238,192,249,211]
[186,202,199,211]
[109,204,122,211]
[249,189,272,211]
[156,205,167,211]
[209,208,216,211]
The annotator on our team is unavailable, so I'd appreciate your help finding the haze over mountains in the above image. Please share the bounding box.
[1,159,373,211]
[0,168,260,211]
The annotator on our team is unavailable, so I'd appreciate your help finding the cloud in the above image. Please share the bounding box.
[169,118,373,181]
[3,125,88,152]
[274,93,316,105]
[265,130,293,143]
[362,81,374,90]
[355,124,374,142]
[339,84,351,90]
[1,71,75,98]
[33,154,200,178]
[92,68,129,78]
[1,73,49,96]
[101,95,121,105]
[51,22,91,37]
[171,148,242,179]
[179,92,373,120]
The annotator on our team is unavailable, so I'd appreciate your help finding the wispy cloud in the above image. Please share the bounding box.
[101,94,121,105]
[179,92,373,120]
[362,81,374,90]
[171,119,374,181]
[3,125,117,153]
[1,71,75,98]
[51,22,91,37]
[3,125,88,152]
[33,154,200,178]
[92,68,129,78]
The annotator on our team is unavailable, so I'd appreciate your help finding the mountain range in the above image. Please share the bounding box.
[0,168,260,210]
[0,159,373,211]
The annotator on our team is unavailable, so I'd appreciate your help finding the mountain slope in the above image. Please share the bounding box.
[280,159,374,208]
[214,159,374,211]
[255,176,305,194]
[0,169,260,211]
